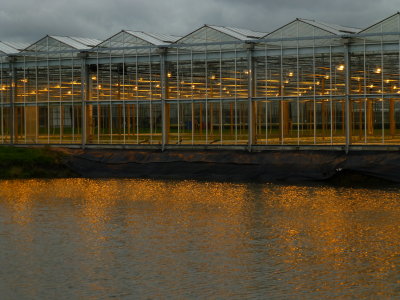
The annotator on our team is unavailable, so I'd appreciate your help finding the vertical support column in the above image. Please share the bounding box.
[87,62,93,144]
[390,99,396,137]
[8,56,16,145]
[367,99,374,135]
[246,42,256,151]
[79,52,89,148]
[344,39,351,153]
[159,47,169,151]
[280,83,289,140]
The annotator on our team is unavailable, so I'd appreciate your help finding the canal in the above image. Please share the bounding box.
[0,179,399,298]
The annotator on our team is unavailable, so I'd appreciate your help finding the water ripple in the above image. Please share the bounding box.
[0,179,399,299]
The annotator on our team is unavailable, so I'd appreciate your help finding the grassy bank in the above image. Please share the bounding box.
[0,146,76,179]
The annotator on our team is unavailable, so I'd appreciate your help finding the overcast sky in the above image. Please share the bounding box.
[0,0,398,43]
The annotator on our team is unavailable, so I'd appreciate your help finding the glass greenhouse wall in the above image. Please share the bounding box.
[1,14,400,150]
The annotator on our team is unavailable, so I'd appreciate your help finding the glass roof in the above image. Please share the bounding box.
[94,30,180,56]
[299,19,359,35]
[97,30,179,48]
[176,25,266,44]
[5,12,400,57]
[264,18,359,39]
[125,31,180,45]
[23,35,101,53]
[206,25,266,40]
[50,36,101,49]
[258,18,358,48]
[360,12,400,34]
[358,12,400,42]
[0,41,29,54]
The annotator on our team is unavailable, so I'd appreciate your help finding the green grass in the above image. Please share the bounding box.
[0,146,76,179]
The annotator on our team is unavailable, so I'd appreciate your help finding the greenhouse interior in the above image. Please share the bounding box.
[1,12,400,150]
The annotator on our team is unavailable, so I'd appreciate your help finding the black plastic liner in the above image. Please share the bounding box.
[63,149,400,183]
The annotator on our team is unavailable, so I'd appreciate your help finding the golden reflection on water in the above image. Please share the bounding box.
[0,179,400,298]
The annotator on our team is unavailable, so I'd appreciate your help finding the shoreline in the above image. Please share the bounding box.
[0,146,76,179]
[1,146,399,187]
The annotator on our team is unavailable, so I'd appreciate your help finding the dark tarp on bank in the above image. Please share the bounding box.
[63,149,400,182]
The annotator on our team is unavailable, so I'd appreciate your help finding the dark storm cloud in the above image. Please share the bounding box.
[0,0,397,43]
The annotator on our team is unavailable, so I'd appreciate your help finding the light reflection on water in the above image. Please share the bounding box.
[0,179,400,299]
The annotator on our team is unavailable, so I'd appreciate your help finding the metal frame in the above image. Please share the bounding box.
[1,30,400,151]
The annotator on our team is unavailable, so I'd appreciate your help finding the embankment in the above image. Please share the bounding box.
[1,146,399,184]
[64,148,400,184]
[0,146,76,179]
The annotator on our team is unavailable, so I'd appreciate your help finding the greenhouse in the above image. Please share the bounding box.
[1,12,400,151]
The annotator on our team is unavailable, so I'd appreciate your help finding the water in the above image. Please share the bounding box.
[0,179,399,299]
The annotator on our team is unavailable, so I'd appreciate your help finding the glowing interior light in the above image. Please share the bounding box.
[210,75,216,80]
[98,85,102,89]
[288,72,294,77]
[324,75,330,79]
[191,85,195,89]
[374,67,382,74]
[369,84,374,88]
[167,72,172,78]
[156,84,160,88]
[91,76,97,80]
[67,91,72,95]
[20,78,28,83]
[337,65,345,71]
[316,81,320,85]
